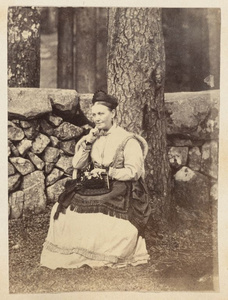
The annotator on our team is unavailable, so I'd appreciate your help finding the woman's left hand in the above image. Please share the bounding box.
[90,168,106,177]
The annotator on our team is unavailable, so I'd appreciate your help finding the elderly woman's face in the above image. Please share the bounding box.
[92,104,115,131]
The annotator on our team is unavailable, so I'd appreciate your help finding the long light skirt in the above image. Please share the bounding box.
[40,203,150,269]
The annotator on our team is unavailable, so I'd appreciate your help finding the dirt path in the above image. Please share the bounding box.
[8,204,216,294]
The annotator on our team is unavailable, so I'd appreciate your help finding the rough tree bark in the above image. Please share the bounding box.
[107,8,171,222]
[8,7,41,87]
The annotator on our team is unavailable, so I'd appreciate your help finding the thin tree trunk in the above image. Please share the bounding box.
[107,8,171,222]
[57,8,74,89]
[74,8,97,93]
[8,7,41,87]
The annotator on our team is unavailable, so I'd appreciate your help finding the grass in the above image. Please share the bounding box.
[8,203,217,294]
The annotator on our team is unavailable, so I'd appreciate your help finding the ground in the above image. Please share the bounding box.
[8,203,217,294]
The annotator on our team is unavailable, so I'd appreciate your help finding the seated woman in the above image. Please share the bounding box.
[40,90,151,269]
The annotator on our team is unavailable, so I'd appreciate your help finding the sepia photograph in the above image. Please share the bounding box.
[4,2,227,298]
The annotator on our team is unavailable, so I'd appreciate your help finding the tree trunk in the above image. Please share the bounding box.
[8,7,41,87]
[74,8,97,93]
[95,8,108,92]
[107,8,171,222]
[57,8,74,89]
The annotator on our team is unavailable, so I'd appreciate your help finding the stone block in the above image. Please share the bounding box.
[31,133,50,154]
[48,114,63,127]
[165,90,219,140]
[27,152,45,170]
[20,120,32,128]
[9,191,24,219]
[48,89,79,112]
[17,138,32,156]
[174,167,210,210]
[43,147,60,163]
[188,147,201,171]
[46,177,70,202]
[168,147,188,168]
[78,93,93,122]
[53,122,83,141]
[56,154,73,175]
[210,182,218,202]
[8,88,52,119]
[21,171,46,214]
[8,140,20,157]
[24,126,39,140]
[50,135,60,147]
[10,157,35,175]
[8,121,24,141]
[8,162,15,176]
[40,119,54,136]
[8,173,21,193]
[44,162,55,175]
[59,140,76,155]
[46,168,64,186]
[201,141,218,179]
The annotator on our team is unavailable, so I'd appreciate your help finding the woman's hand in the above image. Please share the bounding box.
[85,127,100,144]
[90,168,106,177]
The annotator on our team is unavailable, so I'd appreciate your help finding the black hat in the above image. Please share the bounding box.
[92,90,118,109]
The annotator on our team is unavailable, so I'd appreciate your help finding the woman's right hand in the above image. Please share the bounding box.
[85,127,99,144]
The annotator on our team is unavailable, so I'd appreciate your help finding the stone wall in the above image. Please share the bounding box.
[8,88,219,219]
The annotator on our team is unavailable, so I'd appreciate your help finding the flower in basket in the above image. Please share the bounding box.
[82,170,107,189]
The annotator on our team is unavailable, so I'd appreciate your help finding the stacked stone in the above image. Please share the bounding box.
[8,88,219,221]
[8,88,86,219]
[165,90,219,215]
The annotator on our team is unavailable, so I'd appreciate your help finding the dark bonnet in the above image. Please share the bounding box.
[92,90,118,110]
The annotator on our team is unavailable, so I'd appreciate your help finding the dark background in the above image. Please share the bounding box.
[40,7,220,93]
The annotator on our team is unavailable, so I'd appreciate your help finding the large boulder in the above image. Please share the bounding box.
[9,191,24,219]
[8,88,52,119]
[9,157,35,175]
[173,167,210,210]
[46,177,70,202]
[201,141,218,179]
[8,121,24,141]
[53,122,83,141]
[78,94,93,121]
[21,171,46,214]
[48,89,79,112]
[165,90,219,140]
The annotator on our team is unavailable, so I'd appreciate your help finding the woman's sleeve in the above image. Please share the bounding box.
[72,143,91,170]
[108,138,144,181]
